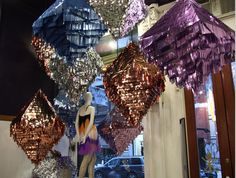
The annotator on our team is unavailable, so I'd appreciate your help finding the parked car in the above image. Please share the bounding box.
[200,169,217,178]
[95,156,144,178]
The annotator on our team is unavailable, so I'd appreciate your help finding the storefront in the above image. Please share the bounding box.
[0,0,234,178]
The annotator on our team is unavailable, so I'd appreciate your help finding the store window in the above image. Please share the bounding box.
[77,79,144,177]
[88,78,144,177]
[130,158,143,165]
[107,159,119,167]
[194,76,222,178]
[81,29,145,178]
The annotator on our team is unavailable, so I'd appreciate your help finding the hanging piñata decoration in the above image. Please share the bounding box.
[98,108,143,154]
[53,100,77,139]
[103,43,165,127]
[32,0,107,63]
[48,48,103,106]
[120,0,147,37]
[32,150,77,178]
[31,37,57,74]
[103,107,133,129]
[88,0,147,38]
[140,0,235,90]
[10,90,65,164]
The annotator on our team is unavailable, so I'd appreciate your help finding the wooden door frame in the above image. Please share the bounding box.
[221,64,235,172]
[212,71,233,178]
[0,115,15,121]
[184,89,200,178]
[184,64,235,178]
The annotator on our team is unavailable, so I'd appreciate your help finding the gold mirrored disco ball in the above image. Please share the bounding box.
[103,43,165,127]
[98,108,143,154]
[10,90,65,164]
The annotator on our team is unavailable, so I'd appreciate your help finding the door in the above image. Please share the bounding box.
[185,64,235,178]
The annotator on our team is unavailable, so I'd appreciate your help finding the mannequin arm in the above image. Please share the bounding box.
[75,110,80,142]
[83,106,95,139]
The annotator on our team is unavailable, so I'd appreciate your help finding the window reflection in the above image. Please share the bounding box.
[81,76,145,178]
[194,76,222,178]
[231,62,236,88]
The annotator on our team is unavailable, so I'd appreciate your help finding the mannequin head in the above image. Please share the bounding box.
[83,92,92,104]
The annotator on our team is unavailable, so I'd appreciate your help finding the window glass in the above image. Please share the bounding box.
[119,159,130,166]
[107,159,119,167]
[130,158,142,165]
[89,31,144,175]
[194,76,222,178]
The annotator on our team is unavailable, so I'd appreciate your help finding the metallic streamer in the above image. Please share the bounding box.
[121,0,147,37]
[31,37,57,75]
[32,151,76,178]
[48,48,103,106]
[103,43,165,127]
[10,90,65,164]
[140,0,235,90]
[32,0,107,63]
[32,37,103,107]
[98,108,143,155]
[31,37,102,136]
[88,0,147,38]
[103,107,134,129]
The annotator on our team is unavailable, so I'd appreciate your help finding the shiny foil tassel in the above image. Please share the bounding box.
[32,0,107,63]
[10,90,65,164]
[32,36,103,107]
[104,43,165,127]
[87,0,147,38]
[32,150,76,178]
[98,108,143,155]
[48,48,103,106]
[121,0,147,37]
[140,0,235,90]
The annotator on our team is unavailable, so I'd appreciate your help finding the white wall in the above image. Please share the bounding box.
[143,80,186,178]
[220,13,235,30]
[0,121,70,178]
[0,121,34,178]
[138,4,187,178]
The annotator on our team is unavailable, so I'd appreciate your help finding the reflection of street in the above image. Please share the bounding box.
[96,133,144,167]
[95,31,138,57]
[194,76,222,178]
[95,156,144,178]
[89,76,144,167]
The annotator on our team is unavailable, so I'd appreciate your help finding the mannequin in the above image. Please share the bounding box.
[75,92,100,178]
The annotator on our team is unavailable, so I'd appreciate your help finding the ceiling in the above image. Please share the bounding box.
[0,0,174,116]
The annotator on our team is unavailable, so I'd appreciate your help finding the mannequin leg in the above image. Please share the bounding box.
[88,154,97,178]
[78,155,92,178]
